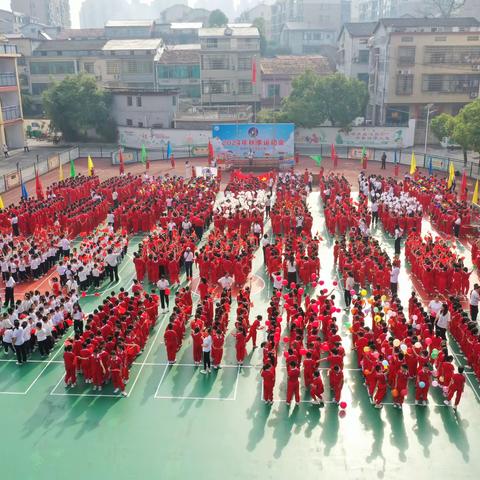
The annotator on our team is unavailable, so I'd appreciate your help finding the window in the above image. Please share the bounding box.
[138,122,143,127]
[30,61,75,75]
[136,96,142,107]
[127,96,132,106]
[422,74,480,93]
[124,60,153,74]
[172,96,177,106]
[267,84,280,98]
[467,36,479,41]
[206,38,218,49]
[126,119,133,126]
[396,74,414,95]
[357,73,369,84]
[401,36,413,42]
[357,50,369,64]
[203,55,229,70]
[83,62,94,74]
[202,80,230,94]
[397,46,415,65]
[238,56,251,70]
[424,46,480,64]
[107,62,120,75]
[237,38,258,50]
[238,80,252,94]
[157,64,200,79]
[434,36,447,42]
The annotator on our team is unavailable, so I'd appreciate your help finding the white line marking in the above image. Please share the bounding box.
[153,364,172,399]
[233,365,240,400]
[154,395,236,401]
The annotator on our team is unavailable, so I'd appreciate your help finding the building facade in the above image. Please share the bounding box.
[0,41,24,148]
[199,26,260,106]
[336,22,376,84]
[110,89,178,129]
[156,44,201,100]
[367,17,480,126]
[11,0,70,27]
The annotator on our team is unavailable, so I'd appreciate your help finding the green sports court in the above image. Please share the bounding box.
[1,191,479,480]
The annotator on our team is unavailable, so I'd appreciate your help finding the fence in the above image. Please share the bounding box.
[297,144,480,179]
[110,145,207,165]
[1,146,80,194]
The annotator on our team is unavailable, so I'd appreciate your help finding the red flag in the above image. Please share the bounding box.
[146,159,150,171]
[252,57,257,85]
[460,170,467,201]
[331,144,338,169]
[394,163,399,177]
[170,153,175,169]
[119,149,125,174]
[208,140,214,167]
[35,170,44,200]
[191,165,196,178]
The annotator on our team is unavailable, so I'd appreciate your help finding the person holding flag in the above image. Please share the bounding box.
[35,168,44,200]
[361,147,368,170]
[70,159,76,178]
[118,148,125,175]
[410,150,417,176]
[447,161,455,192]
[394,150,399,177]
[59,161,64,181]
[472,178,479,205]
[87,155,95,176]
[140,144,149,172]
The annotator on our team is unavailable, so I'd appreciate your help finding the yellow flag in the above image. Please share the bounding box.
[59,161,64,181]
[447,161,455,189]
[473,179,479,205]
[87,155,94,176]
[409,151,416,175]
[0,195,4,210]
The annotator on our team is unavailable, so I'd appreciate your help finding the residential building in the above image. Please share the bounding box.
[260,55,333,107]
[11,0,70,27]
[156,44,201,100]
[28,39,106,98]
[367,17,480,127]
[105,21,154,39]
[110,89,178,129]
[0,9,30,34]
[238,3,273,40]
[199,26,260,106]
[0,40,24,148]
[101,39,163,90]
[153,22,202,44]
[336,22,376,84]
[279,22,337,54]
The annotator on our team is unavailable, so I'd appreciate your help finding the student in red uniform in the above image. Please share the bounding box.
[373,365,388,408]
[445,366,466,409]
[261,363,275,404]
[286,361,301,405]
[232,326,247,366]
[164,323,178,364]
[246,315,264,349]
[63,344,77,387]
[191,327,203,366]
[133,252,146,282]
[415,365,431,406]
[329,364,344,404]
[310,370,324,405]
[110,350,127,396]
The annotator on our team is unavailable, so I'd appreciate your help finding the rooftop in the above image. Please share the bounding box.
[156,44,200,64]
[283,22,336,32]
[260,55,332,76]
[105,20,154,28]
[34,39,107,51]
[199,27,259,38]
[342,22,377,37]
[377,16,480,29]
[170,22,203,30]
[102,38,163,51]
[56,28,106,40]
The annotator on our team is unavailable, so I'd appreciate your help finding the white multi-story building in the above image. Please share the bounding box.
[11,0,70,27]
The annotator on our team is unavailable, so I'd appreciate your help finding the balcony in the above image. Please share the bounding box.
[0,73,17,87]
[0,44,18,55]
[2,105,21,121]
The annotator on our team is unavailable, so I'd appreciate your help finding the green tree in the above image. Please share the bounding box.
[252,17,267,56]
[208,9,228,27]
[42,74,115,141]
[272,71,368,128]
[430,112,455,141]
[453,99,480,155]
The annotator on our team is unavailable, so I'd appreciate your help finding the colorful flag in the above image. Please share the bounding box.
[119,149,125,175]
[394,150,399,177]
[310,155,322,166]
[87,155,94,176]
[410,151,416,175]
[331,144,338,169]
[35,170,44,200]
[21,181,28,200]
[208,140,214,167]
[251,57,257,84]
[140,144,147,164]
[472,179,479,205]
[59,161,64,181]
[460,170,467,200]
[70,159,76,178]
[0,195,4,210]
[428,156,433,176]
[447,161,455,189]
[166,141,172,160]
[361,146,367,169]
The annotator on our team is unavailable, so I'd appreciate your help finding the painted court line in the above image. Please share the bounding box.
[0,358,63,364]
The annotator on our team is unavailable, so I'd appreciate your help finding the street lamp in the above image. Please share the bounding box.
[424,103,437,157]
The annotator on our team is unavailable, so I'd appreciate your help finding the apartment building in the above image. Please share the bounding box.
[101,39,163,90]
[336,22,376,84]
[11,0,70,28]
[368,17,480,126]
[156,44,201,100]
[0,41,24,148]
[199,26,260,106]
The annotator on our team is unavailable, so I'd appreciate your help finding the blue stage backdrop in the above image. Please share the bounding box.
[212,123,295,158]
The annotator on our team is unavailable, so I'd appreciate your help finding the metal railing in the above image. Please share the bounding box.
[0,44,17,55]
[0,73,17,87]
[1,146,80,194]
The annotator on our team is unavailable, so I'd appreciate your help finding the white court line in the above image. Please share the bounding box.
[153,365,170,399]
[232,365,241,400]
[0,358,63,364]
[154,395,236,401]
[126,314,169,397]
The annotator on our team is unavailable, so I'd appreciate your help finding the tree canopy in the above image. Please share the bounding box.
[260,72,368,128]
[42,74,115,141]
[208,9,228,27]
